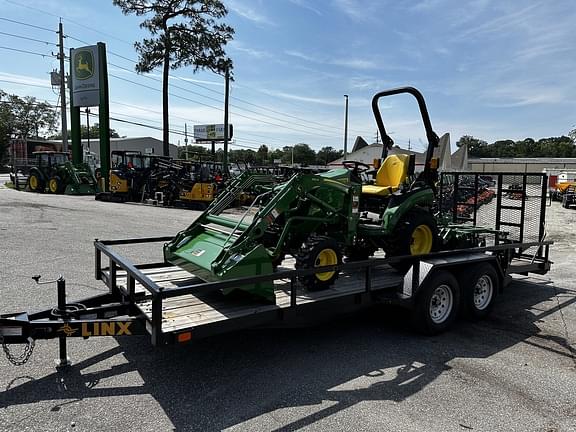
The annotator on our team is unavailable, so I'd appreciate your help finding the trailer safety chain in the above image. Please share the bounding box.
[1,336,35,366]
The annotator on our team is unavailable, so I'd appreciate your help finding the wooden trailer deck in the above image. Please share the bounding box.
[108,258,404,333]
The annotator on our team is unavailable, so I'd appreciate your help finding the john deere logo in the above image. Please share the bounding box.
[74,50,94,80]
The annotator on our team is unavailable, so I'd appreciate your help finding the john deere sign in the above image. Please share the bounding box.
[70,45,100,107]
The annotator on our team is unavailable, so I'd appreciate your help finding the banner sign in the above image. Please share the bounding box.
[194,124,233,141]
[70,45,100,107]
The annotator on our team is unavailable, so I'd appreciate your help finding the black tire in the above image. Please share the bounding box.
[387,208,438,257]
[295,235,342,291]
[461,263,499,320]
[48,176,63,194]
[28,172,44,193]
[412,270,460,335]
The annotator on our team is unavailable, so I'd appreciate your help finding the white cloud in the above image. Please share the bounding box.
[285,50,378,70]
[331,0,381,22]
[289,0,323,16]
[227,0,275,25]
[230,41,273,59]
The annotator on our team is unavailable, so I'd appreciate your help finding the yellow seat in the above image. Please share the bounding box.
[362,154,411,196]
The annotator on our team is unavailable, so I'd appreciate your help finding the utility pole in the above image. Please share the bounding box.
[184,123,188,160]
[57,21,68,153]
[223,66,230,174]
[343,94,349,160]
[408,139,411,151]
[85,108,90,152]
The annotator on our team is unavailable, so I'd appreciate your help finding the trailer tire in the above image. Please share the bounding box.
[412,270,460,335]
[462,263,498,320]
[296,235,342,291]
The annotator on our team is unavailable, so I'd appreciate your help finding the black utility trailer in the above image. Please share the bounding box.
[0,172,552,367]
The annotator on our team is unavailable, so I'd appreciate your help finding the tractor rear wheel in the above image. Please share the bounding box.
[28,172,44,193]
[48,176,63,194]
[386,208,438,271]
[296,235,342,291]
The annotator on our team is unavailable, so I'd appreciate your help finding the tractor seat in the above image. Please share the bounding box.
[362,154,411,196]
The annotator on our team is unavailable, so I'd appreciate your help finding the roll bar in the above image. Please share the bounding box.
[371,87,440,176]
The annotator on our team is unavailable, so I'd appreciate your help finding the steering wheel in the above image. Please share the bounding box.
[342,160,370,173]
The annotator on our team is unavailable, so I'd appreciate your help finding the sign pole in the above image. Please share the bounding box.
[98,42,111,192]
[223,67,230,174]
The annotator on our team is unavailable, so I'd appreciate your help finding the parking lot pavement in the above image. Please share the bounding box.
[0,187,574,432]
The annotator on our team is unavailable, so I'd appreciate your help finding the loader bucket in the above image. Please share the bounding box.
[165,224,275,302]
[65,183,97,195]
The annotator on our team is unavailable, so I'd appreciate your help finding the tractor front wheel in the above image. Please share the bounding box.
[28,173,44,193]
[296,235,342,291]
[48,176,63,194]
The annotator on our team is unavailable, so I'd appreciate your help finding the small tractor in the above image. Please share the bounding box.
[158,155,221,209]
[27,151,98,195]
[96,151,156,202]
[164,87,442,302]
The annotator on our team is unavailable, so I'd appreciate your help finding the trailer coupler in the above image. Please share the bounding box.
[0,275,147,368]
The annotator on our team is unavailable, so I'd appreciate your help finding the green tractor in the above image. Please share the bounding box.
[27,151,98,195]
[164,87,441,302]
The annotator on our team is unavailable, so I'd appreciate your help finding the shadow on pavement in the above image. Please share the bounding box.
[2,278,575,431]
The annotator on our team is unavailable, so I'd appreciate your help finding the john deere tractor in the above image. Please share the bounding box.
[27,151,98,195]
[164,87,441,302]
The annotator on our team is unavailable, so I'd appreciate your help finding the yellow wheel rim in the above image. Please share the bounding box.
[315,248,338,281]
[30,175,38,190]
[49,179,58,193]
[410,224,433,255]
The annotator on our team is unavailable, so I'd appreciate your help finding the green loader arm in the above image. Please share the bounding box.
[164,169,358,302]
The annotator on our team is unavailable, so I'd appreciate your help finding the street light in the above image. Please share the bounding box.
[343,95,349,160]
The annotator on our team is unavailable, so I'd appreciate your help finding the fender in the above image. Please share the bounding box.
[380,187,434,235]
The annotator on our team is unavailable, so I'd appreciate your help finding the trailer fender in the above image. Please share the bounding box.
[400,253,503,301]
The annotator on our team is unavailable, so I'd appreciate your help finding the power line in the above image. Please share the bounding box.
[108,72,346,140]
[87,111,258,150]
[76,35,365,137]
[0,16,55,33]
[0,78,52,89]
[2,7,370,139]
[2,7,369,138]
[0,45,54,58]
[107,53,365,137]
[0,30,57,46]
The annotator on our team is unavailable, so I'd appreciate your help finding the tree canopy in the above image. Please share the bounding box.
[113,0,234,156]
[460,135,576,158]
[0,90,58,164]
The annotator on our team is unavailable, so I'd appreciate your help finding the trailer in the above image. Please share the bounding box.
[0,172,552,368]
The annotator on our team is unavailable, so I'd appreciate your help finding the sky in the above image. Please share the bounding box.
[0,0,575,154]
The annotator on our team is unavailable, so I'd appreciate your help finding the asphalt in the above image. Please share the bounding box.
[0,185,574,432]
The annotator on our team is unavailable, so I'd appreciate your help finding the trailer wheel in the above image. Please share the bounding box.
[412,270,460,335]
[28,172,44,193]
[296,235,342,291]
[48,176,63,194]
[462,263,498,320]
